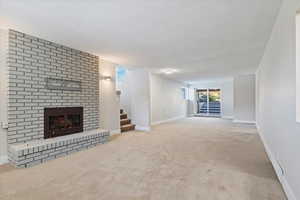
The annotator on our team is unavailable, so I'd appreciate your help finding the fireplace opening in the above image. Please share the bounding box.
[44,107,83,139]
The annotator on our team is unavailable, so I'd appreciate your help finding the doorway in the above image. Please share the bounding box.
[196,89,221,117]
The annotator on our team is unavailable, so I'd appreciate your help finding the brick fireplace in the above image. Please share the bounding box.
[44,107,83,139]
[4,30,110,168]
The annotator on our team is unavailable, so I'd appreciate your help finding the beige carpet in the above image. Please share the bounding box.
[0,118,286,200]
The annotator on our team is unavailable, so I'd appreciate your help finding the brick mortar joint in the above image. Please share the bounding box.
[7,30,100,145]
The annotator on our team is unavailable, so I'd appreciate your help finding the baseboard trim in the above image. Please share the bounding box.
[135,126,151,132]
[222,116,234,120]
[0,155,8,165]
[257,126,297,200]
[233,120,256,124]
[110,129,121,135]
[151,115,186,126]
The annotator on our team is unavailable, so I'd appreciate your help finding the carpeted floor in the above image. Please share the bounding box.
[0,118,286,200]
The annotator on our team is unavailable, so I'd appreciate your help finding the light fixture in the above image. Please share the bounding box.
[101,76,112,81]
[160,68,178,75]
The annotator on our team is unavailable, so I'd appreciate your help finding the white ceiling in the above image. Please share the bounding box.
[0,0,281,83]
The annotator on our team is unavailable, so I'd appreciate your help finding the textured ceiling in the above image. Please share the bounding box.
[0,0,282,82]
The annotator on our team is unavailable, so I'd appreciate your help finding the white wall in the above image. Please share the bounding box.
[0,29,8,164]
[119,71,187,128]
[187,87,195,117]
[150,74,187,125]
[222,81,234,118]
[233,75,256,123]
[256,0,300,199]
[128,69,151,131]
[191,79,234,118]
[99,59,120,134]
[296,13,300,122]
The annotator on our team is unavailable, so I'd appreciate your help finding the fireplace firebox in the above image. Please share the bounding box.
[44,107,83,139]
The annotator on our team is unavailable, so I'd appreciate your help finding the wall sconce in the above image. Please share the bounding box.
[101,76,113,81]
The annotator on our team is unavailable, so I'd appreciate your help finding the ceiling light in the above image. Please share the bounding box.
[160,68,178,75]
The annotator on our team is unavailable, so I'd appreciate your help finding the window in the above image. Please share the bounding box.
[116,67,127,91]
[195,89,221,115]
[297,12,300,122]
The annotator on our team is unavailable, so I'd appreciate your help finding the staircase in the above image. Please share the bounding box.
[199,101,221,114]
[120,109,135,132]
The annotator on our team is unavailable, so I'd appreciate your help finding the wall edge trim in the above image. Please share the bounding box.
[151,115,186,126]
[257,125,297,200]
[135,126,151,132]
[233,120,256,124]
[0,155,8,165]
[110,129,121,135]
[222,116,234,120]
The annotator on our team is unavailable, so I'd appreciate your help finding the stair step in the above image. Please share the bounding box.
[121,124,135,132]
[120,113,127,120]
[120,119,131,126]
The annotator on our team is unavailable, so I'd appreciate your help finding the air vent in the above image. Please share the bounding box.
[277,160,285,176]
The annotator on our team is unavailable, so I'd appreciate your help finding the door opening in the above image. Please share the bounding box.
[196,89,221,117]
